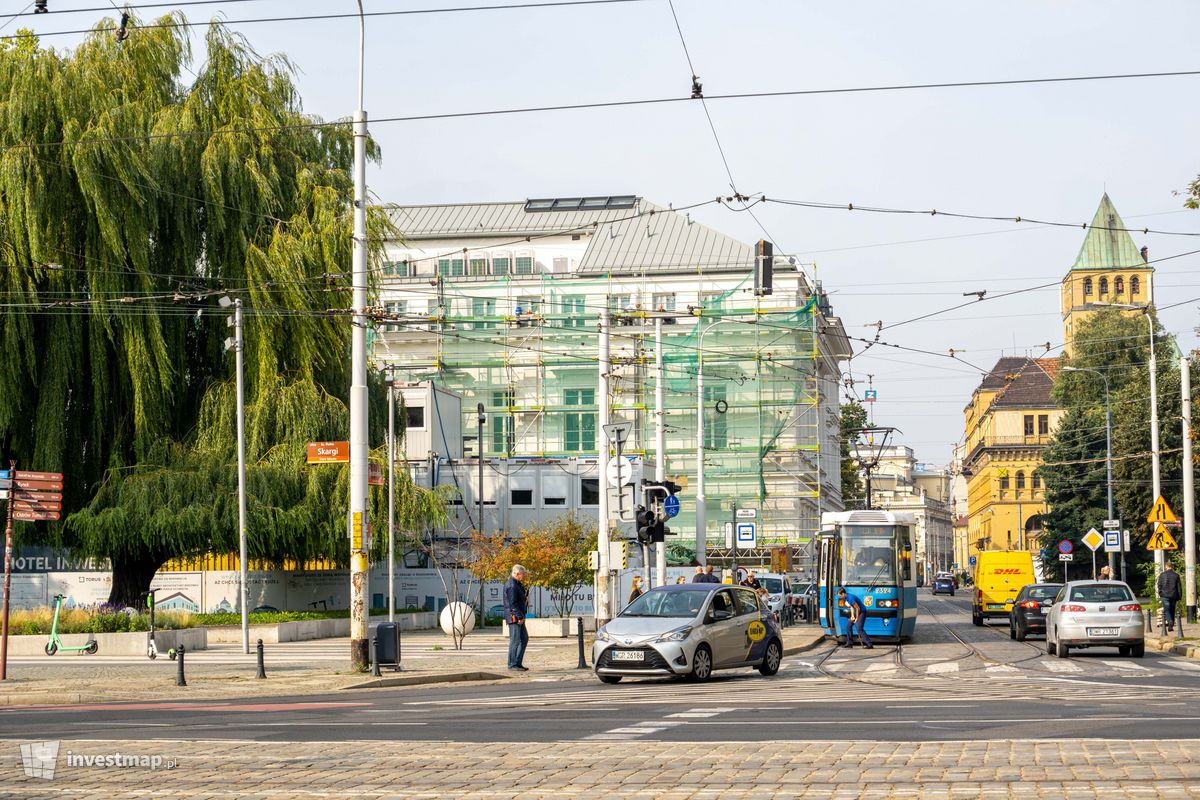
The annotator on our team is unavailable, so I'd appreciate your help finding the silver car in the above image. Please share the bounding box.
[593,584,784,683]
[1045,580,1145,658]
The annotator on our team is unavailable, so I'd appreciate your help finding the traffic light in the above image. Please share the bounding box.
[636,505,655,545]
[755,239,774,296]
[662,478,682,496]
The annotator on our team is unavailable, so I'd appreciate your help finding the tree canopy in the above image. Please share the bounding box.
[839,400,868,508]
[0,16,441,604]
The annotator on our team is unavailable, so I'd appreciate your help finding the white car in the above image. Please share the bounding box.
[1045,580,1144,658]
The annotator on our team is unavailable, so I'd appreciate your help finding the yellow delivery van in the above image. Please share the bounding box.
[972,550,1035,626]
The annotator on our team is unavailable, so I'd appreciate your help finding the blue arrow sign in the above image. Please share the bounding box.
[663,495,680,518]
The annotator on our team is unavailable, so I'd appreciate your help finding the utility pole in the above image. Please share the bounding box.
[476,403,485,626]
[1148,312,1163,580]
[347,0,370,671]
[654,317,667,587]
[231,299,249,654]
[387,374,395,623]
[1182,354,1195,623]
[596,308,611,624]
[1,459,15,681]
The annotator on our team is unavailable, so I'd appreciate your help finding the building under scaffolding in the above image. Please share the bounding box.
[373,196,852,560]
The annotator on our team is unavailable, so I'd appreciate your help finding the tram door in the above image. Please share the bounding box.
[817,531,841,637]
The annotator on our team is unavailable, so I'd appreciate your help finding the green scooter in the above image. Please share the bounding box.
[45,594,99,655]
[145,590,176,660]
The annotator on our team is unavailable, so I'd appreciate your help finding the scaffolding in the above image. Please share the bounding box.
[378,268,825,550]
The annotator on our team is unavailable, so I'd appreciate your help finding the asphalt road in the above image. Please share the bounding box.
[3,594,1198,744]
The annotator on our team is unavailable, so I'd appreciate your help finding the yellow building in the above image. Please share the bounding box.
[963,358,1063,557]
[964,193,1154,560]
[1061,194,1154,356]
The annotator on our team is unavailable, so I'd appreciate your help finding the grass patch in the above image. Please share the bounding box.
[192,608,425,626]
[8,606,192,636]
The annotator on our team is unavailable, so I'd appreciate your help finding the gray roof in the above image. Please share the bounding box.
[382,196,755,275]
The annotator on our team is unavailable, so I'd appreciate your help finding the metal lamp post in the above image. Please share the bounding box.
[1063,366,1117,578]
[477,403,486,627]
[219,296,250,654]
[695,318,739,569]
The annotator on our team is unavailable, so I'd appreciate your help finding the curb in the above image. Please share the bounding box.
[783,633,827,657]
[344,671,512,690]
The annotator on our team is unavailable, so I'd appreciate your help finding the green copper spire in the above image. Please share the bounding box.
[1071,194,1145,270]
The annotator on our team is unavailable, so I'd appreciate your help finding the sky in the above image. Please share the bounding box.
[9,0,1200,467]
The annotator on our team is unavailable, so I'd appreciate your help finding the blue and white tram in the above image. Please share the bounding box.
[817,510,918,642]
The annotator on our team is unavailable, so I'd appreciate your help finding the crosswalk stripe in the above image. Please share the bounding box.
[1041,661,1082,673]
[1100,660,1150,671]
[925,661,959,674]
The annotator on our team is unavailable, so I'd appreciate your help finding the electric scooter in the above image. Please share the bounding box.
[145,589,177,661]
[44,594,99,655]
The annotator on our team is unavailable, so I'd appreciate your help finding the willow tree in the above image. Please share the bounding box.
[0,16,439,605]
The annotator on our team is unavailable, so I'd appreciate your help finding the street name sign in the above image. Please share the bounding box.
[1147,495,1177,525]
[306,441,349,464]
[1148,523,1179,551]
[1081,529,1103,552]
[13,478,62,492]
[1102,519,1121,529]
[1059,553,1073,562]
[13,509,60,522]
[735,508,757,519]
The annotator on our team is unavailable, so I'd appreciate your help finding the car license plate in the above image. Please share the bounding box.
[987,604,1005,610]
[610,650,644,662]
[1040,608,1049,614]
[1088,627,1119,637]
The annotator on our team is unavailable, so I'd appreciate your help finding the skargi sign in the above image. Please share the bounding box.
[306,441,349,464]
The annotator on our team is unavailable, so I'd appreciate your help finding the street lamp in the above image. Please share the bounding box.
[1063,366,1118,580]
[695,318,741,568]
[219,295,249,654]
[476,403,485,627]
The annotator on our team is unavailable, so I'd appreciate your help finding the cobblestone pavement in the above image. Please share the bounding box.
[3,738,1199,798]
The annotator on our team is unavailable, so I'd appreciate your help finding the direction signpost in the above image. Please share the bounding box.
[1081,528,1104,579]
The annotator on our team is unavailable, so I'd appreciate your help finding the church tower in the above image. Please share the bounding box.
[1060,194,1154,356]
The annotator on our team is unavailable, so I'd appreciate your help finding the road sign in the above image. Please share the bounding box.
[0,489,7,501]
[736,522,756,545]
[724,521,734,548]
[367,462,383,486]
[13,509,60,522]
[0,478,9,491]
[968,555,977,567]
[12,490,62,502]
[605,457,631,487]
[14,500,63,512]
[1148,523,1179,551]
[1104,530,1122,553]
[1081,529,1103,552]
[0,469,8,480]
[1102,519,1121,529]
[663,495,680,518]
[307,441,349,464]
[13,478,62,491]
[1059,553,1073,562]
[602,421,633,446]
[1147,495,1177,524]
[13,470,63,482]
[1058,539,1073,555]
[735,508,757,519]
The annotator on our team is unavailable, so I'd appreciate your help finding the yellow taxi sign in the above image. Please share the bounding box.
[1147,495,1177,524]
[1148,523,1179,551]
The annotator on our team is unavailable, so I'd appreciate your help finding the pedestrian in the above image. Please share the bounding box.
[504,564,529,671]
[628,575,644,605]
[1157,562,1182,633]
[703,565,720,583]
[691,566,706,583]
[675,576,687,585]
[837,586,873,649]
[741,570,762,591]
[1099,566,1113,580]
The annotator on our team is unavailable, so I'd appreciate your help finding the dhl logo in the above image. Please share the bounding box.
[992,568,1023,574]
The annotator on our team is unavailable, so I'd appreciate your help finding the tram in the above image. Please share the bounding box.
[817,510,918,642]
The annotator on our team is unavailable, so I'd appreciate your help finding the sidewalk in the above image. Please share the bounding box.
[0,625,826,706]
[1145,629,1200,659]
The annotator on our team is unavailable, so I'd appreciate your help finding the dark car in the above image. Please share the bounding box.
[931,575,955,596]
[1008,583,1063,641]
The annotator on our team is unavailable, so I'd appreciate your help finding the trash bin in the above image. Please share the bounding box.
[375,622,401,669]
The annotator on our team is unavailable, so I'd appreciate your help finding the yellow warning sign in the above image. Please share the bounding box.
[747,620,766,642]
[1147,495,1177,525]
[1147,523,1179,551]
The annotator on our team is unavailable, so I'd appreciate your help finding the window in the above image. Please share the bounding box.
[383,259,410,277]
[542,475,569,506]
[1032,473,1041,490]
[652,292,676,312]
[704,385,728,449]
[1114,276,1124,294]
[383,300,406,332]
[999,473,1010,490]
[491,390,514,455]
[405,404,425,430]
[1038,414,1049,435]
[1083,277,1093,296]
[1024,415,1034,436]
[469,256,488,276]
[607,294,631,311]
[510,488,533,506]
[563,388,596,453]
[1131,276,1140,296]
[733,588,759,616]
[1099,277,1109,295]
[707,590,735,621]
[437,258,451,277]
[1016,471,1026,490]
[561,295,586,327]
[471,298,495,330]
[1069,585,1133,603]
[450,258,465,277]
[515,255,534,275]
[580,478,600,506]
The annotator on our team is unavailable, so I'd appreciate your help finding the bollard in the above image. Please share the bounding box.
[256,639,266,679]
[576,617,587,670]
[1145,608,1153,634]
[175,644,186,687]
[371,636,382,677]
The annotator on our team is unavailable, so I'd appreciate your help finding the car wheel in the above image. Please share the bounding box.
[949,590,954,597]
[1046,633,1055,655]
[758,639,783,676]
[1015,624,1027,642]
[1118,646,1131,657]
[688,645,713,682]
[1131,643,1145,658]
[44,641,58,656]
[1009,621,1016,640]
[1056,639,1070,659]
[972,610,982,627]
[598,674,622,684]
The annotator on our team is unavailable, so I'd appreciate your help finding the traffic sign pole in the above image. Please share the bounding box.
[1,459,15,681]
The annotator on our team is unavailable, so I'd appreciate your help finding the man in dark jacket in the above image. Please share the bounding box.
[504,564,529,671]
[1157,563,1182,632]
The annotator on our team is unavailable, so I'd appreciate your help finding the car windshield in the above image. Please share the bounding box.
[1028,585,1062,601]
[1069,584,1133,603]
[620,590,706,618]
[761,578,784,593]
[842,530,895,584]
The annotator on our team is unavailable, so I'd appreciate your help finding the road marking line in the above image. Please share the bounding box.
[1042,661,1082,673]
[865,662,897,673]
[925,662,959,674]
[604,727,661,734]
[986,665,1019,674]
[667,712,718,718]
[1100,660,1150,670]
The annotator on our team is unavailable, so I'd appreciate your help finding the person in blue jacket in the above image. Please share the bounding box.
[504,564,530,671]
[838,586,873,649]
